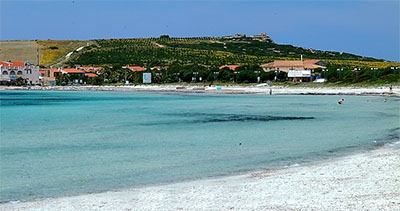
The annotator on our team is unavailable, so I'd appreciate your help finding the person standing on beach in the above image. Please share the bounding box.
[269,89,272,95]
[389,85,393,94]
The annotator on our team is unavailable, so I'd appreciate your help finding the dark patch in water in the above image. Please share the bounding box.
[140,113,314,126]
[0,98,82,106]
[192,113,314,123]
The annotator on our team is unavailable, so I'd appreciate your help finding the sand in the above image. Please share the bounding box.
[1,143,399,211]
[1,84,399,96]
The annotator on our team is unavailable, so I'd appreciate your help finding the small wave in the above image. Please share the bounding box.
[289,163,301,167]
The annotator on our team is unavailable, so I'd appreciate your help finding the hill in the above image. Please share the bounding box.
[1,35,399,85]
[0,40,90,66]
[66,34,388,68]
[0,40,40,64]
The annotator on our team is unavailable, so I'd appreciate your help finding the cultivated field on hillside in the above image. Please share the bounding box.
[36,40,89,67]
[0,40,39,64]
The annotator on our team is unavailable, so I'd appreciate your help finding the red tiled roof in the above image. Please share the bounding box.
[219,65,240,71]
[303,59,321,64]
[85,73,98,78]
[261,60,326,71]
[77,66,102,72]
[51,68,62,73]
[123,66,146,72]
[62,68,85,74]
[0,61,25,67]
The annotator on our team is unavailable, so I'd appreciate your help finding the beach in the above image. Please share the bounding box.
[1,85,399,211]
[1,84,399,96]
[1,143,399,211]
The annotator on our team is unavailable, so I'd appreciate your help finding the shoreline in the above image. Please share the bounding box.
[1,84,399,96]
[1,143,399,211]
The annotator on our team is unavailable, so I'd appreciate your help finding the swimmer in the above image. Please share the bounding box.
[338,98,344,104]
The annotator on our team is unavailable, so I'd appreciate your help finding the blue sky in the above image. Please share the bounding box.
[1,0,399,61]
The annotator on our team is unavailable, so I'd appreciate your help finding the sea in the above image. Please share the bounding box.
[0,90,399,203]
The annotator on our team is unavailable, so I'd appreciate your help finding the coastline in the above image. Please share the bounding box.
[1,142,399,211]
[0,84,399,96]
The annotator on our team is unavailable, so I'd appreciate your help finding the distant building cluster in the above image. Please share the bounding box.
[225,32,275,43]
[1,57,327,85]
[0,61,102,86]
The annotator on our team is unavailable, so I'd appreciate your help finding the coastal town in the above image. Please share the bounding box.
[0,58,371,86]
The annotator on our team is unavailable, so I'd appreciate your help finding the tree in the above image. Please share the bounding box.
[14,77,27,86]
[56,73,71,85]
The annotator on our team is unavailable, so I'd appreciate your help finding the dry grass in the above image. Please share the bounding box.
[36,40,88,66]
[0,40,40,64]
[0,40,89,67]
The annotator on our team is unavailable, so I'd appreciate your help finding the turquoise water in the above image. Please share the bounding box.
[0,90,399,202]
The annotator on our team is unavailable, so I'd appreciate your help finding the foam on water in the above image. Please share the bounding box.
[0,90,399,202]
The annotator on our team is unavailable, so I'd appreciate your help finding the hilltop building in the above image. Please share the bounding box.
[0,61,40,85]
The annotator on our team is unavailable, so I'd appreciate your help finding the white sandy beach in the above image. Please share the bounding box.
[1,84,399,96]
[1,143,399,211]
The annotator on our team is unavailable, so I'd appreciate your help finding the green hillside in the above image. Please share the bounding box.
[67,35,383,68]
[1,35,398,85]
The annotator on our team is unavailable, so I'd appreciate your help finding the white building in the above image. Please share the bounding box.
[0,61,40,85]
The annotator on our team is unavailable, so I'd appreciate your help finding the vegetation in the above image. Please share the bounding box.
[1,35,399,85]
[36,40,89,67]
[68,36,389,67]
[65,35,398,86]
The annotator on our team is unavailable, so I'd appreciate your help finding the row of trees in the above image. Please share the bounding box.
[62,64,287,86]
[314,66,399,83]
[54,64,398,86]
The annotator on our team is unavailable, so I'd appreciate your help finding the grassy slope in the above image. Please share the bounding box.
[36,40,90,66]
[0,40,39,64]
[0,40,89,67]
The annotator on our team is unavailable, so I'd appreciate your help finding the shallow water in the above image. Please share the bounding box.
[0,90,399,202]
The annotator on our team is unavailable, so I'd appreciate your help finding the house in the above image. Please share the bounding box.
[85,73,98,78]
[61,68,86,84]
[61,68,85,76]
[260,60,326,82]
[76,66,102,74]
[40,67,62,85]
[123,65,146,72]
[219,65,241,71]
[0,61,40,85]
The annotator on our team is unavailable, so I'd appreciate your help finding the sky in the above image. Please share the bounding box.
[1,0,399,61]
